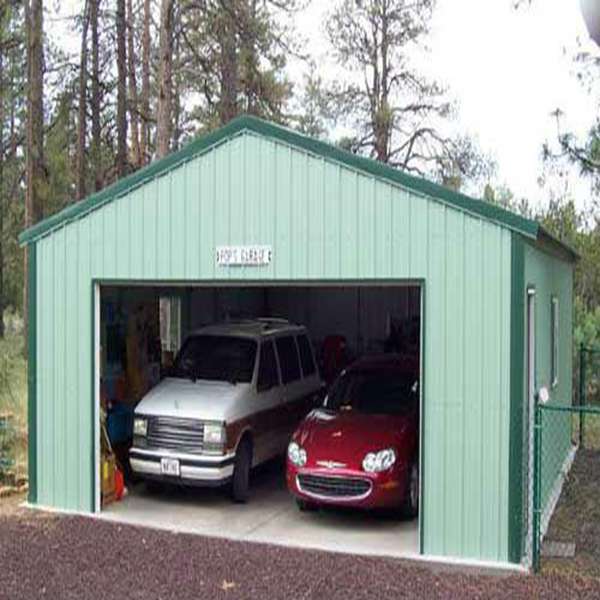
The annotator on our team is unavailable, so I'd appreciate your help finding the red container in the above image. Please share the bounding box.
[114,467,125,501]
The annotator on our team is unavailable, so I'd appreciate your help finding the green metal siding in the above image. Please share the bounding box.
[34,131,513,562]
[524,243,574,511]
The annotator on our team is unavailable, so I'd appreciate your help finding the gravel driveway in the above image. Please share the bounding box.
[1,500,600,599]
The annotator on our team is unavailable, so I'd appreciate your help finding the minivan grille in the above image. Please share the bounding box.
[146,416,205,454]
[297,474,372,499]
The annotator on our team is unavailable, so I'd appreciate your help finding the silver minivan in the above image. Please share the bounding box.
[130,319,323,501]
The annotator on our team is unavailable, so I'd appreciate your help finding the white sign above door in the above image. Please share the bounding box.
[216,245,272,267]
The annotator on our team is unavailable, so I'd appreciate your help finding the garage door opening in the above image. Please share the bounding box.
[95,282,423,558]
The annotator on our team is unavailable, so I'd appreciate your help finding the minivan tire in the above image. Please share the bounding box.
[231,438,252,503]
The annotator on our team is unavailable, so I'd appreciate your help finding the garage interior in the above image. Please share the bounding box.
[97,282,422,557]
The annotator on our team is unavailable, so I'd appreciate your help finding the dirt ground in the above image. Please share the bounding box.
[543,449,600,579]
[1,498,600,600]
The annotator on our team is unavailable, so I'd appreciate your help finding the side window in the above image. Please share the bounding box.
[275,336,301,384]
[297,334,316,377]
[551,296,559,388]
[257,341,279,392]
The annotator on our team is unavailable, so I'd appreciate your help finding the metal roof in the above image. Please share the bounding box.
[18,114,578,262]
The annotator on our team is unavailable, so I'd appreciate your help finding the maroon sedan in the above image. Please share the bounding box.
[286,354,419,515]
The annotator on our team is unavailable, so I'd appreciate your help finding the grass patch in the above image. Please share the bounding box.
[0,314,28,486]
[573,412,600,450]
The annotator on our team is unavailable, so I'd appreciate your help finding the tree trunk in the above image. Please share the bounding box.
[172,3,182,151]
[240,0,258,115]
[218,8,238,125]
[25,0,44,226]
[0,45,5,338]
[126,0,141,167]
[140,0,150,164]
[116,0,128,177]
[76,0,90,201]
[156,0,173,158]
[90,0,102,191]
[24,0,44,346]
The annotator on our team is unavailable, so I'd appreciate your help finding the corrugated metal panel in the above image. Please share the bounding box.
[20,115,542,245]
[34,131,512,562]
[524,243,574,510]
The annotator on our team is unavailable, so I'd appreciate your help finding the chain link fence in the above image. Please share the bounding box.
[532,345,600,572]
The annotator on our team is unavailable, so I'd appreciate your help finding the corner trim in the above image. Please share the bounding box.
[27,243,38,504]
[508,234,525,563]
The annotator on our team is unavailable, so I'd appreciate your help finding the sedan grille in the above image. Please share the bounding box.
[297,474,372,499]
[146,416,204,454]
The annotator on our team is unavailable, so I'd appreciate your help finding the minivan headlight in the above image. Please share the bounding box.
[362,448,396,473]
[204,423,225,444]
[133,417,147,437]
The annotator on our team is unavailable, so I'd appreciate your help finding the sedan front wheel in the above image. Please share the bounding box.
[402,461,419,518]
[296,498,319,512]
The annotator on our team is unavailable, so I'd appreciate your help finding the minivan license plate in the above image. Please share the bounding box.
[160,458,180,477]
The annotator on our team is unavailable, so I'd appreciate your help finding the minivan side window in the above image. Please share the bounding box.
[257,341,279,392]
[297,334,316,377]
[276,336,301,384]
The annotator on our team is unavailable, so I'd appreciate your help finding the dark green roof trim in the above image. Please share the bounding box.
[537,226,579,264]
[18,114,574,260]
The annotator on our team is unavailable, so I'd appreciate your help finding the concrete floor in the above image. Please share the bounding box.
[101,459,419,559]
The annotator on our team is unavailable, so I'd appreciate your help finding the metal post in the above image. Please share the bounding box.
[579,345,586,448]
[532,399,542,573]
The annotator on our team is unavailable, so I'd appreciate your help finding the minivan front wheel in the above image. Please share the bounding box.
[231,438,252,503]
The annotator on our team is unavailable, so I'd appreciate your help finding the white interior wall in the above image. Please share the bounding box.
[185,286,420,359]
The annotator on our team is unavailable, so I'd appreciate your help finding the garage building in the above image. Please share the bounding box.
[20,115,576,568]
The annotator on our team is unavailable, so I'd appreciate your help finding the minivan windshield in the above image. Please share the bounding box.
[324,371,417,415]
[171,335,257,383]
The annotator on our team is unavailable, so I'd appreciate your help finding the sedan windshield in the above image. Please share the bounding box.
[171,335,257,383]
[325,371,417,415]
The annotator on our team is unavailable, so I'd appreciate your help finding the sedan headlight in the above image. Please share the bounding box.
[288,441,307,467]
[362,448,396,473]
[133,417,147,437]
[204,423,225,445]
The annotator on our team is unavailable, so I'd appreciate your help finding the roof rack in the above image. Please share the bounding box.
[256,317,291,324]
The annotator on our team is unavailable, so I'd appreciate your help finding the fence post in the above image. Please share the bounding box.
[579,344,586,448]
[532,399,542,573]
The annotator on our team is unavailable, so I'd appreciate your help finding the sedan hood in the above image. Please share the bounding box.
[134,377,248,421]
[295,408,413,469]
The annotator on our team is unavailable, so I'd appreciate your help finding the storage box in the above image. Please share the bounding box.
[101,454,117,507]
